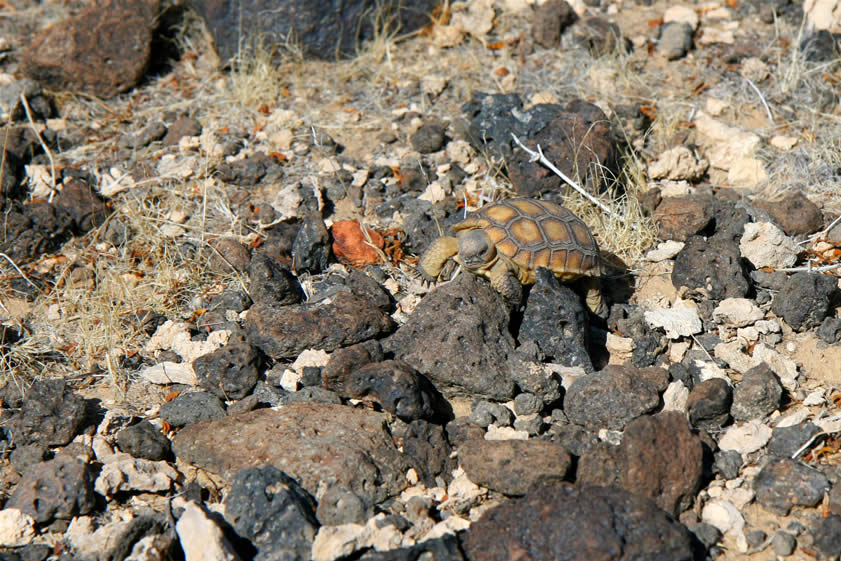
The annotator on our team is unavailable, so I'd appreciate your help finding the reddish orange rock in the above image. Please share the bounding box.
[331,220,384,267]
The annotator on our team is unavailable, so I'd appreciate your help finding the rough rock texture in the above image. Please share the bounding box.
[248,253,304,306]
[0,200,74,264]
[672,235,750,301]
[194,336,262,400]
[245,292,395,360]
[356,535,465,561]
[292,216,331,275]
[812,515,841,560]
[755,192,823,235]
[653,196,713,241]
[532,0,577,48]
[458,439,571,496]
[1,378,88,447]
[223,466,319,561]
[518,268,593,371]
[173,404,412,506]
[159,391,226,427]
[189,0,438,61]
[618,412,704,516]
[53,179,111,233]
[730,363,784,421]
[771,271,837,331]
[461,483,693,561]
[767,422,822,459]
[392,420,454,486]
[564,365,665,430]
[657,21,694,60]
[687,378,732,429]
[385,274,517,400]
[754,458,830,515]
[322,340,385,392]
[22,0,160,98]
[116,420,172,461]
[7,456,96,523]
[208,237,251,274]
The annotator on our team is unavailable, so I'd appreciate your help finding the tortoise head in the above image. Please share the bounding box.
[457,229,497,271]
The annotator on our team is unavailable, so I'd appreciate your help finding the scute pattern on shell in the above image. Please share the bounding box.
[454,198,601,279]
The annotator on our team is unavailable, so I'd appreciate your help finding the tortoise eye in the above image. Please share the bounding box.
[458,230,496,265]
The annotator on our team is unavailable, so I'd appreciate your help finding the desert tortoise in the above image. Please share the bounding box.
[418,197,605,314]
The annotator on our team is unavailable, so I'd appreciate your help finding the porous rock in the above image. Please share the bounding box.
[292,216,331,275]
[117,420,172,461]
[771,271,837,331]
[754,457,829,515]
[159,391,227,428]
[672,235,750,301]
[652,196,713,241]
[248,253,304,306]
[7,455,95,523]
[458,439,572,496]
[687,378,732,430]
[731,363,784,421]
[194,336,262,400]
[1,378,88,447]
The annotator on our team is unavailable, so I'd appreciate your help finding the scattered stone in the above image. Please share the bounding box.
[643,302,703,339]
[385,274,516,400]
[22,0,159,98]
[248,253,304,306]
[569,17,630,56]
[7,455,95,524]
[691,523,722,550]
[216,152,282,185]
[649,147,708,182]
[458,439,571,496]
[731,363,784,421]
[345,270,394,313]
[739,222,799,269]
[353,535,465,561]
[714,450,742,480]
[9,444,47,475]
[513,393,543,416]
[173,404,412,506]
[330,220,385,268]
[619,412,704,516]
[322,340,385,393]
[719,421,772,455]
[532,0,577,49]
[657,22,694,60]
[175,501,241,561]
[163,116,202,146]
[461,483,693,561]
[410,121,447,153]
[518,268,592,371]
[646,240,685,262]
[771,271,837,331]
[564,365,664,431]
[687,378,732,429]
[396,420,454,486]
[95,453,178,497]
[54,178,111,233]
[316,486,369,526]
[745,529,768,549]
[194,336,262,400]
[245,292,394,360]
[117,420,172,461]
[0,509,36,547]
[767,422,822,459]
[664,5,699,30]
[469,400,514,428]
[1,378,87,447]
[223,466,318,561]
[292,216,331,275]
[812,514,841,560]
[772,531,797,556]
[310,513,406,561]
[712,298,764,327]
[755,192,823,236]
[694,111,762,178]
[701,499,744,537]
[159,391,226,428]
[118,121,167,150]
[672,235,750,301]
[754,458,830,515]
[208,237,251,275]
[819,317,841,343]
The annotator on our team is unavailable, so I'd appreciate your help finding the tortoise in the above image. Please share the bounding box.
[418,197,605,314]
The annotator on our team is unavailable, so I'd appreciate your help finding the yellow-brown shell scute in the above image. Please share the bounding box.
[456,198,601,277]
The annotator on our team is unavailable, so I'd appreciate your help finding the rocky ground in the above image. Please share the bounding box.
[1,0,841,560]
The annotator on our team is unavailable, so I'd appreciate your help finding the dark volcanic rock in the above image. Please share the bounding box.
[246,292,394,360]
[223,466,319,561]
[461,483,693,561]
[190,0,438,61]
[0,145,23,198]
[7,456,95,523]
[564,365,663,431]
[172,403,412,506]
[1,378,87,447]
[618,412,704,516]
[818,317,841,343]
[346,270,394,313]
[458,439,571,496]
[532,0,577,48]
[518,268,593,371]
[653,196,714,242]
[53,179,111,233]
[687,378,732,429]
[216,152,281,185]
[569,17,630,56]
[410,122,447,154]
[116,420,172,461]
[393,420,454,486]
[333,360,450,423]
[208,237,251,274]
[754,458,829,515]
[22,0,160,98]
[159,391,226,427]
[507,100,620,197]
[356,535,465,561]
[657,21,693,60]
[767,422,822,459]
[611,306,667,367]
[323,340,385,392]
[714,450,742,480]
[286,386,342,405]
[248,253,304,306]
[9,444,47,475]
[771,271,837,331]
[469,401,514,428]
[385,274,517,400]
[731,363,783,421]
[672,235,750,301]
[162,116,202,146]
[812,515,841,560]
[292,216,331,275]
[194,337,262,400]
[0,201,73,264]
[755,192,823,236]
[316,485,369,526]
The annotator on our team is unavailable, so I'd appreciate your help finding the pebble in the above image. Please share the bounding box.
[663,380,690,412]
[159,391,227,427]
[207,237,251,274]
[532,0,577,48]
[248,253,304,306]
[714,450,743,480]
[812,514,841,559]
[771,271,838,331]
[712,298,764,327]
[292,216,331,275]
[772,531,797,556]
[702,499,744,536]
[718,421,772,455]
[116,420,172,461]
[176,501,241,561]
[330,220,384,268]
[643,302,703,339]
[731,363,784,421]
[818,317,841,343]
[754,192,823,236]
[656,21,694,60]
[458,439,571,496]
[739,222,799,269]
[513,392,543,416]
[645,240,685,262]
[664,5,699,29]
[0,509,36,547]
[95,453,178,497]
[653,195,713,242]
[194,336,262,400]
[410,121,447,154]
[1,378,87,447]
[6,455,96,524]
[754,457,829,514]
[316,486,369,526]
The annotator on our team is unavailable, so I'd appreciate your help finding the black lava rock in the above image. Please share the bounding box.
[771,271,837,331]
[713,450,742,480]
[687,378,732,429]
[518,268,593,371]
[9,444,47,475]
[292,216,331,275]
[1,378,88,447]
[194,337,263,400]
[223,466,319,561]
[672,235,750,301]
[7,455,95,523]
[355,534,465,561]
[731,363,783,421]
[346,270,394,313]
[394,420,454,486]
[813,514,841,559]
[470,400,514,428]
[248,253,304,306]
[159,391,227,427]
[116,420,172,461]
[315,485,370,526]
[767,422,822,459]
[818,317,841,344]
[286,387,342,405]
[410,121,447,153]
[754,458,829,515]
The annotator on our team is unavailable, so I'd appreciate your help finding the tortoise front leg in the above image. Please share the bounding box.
[487,258,522,303]
[417,236,459,282]
[581,276,607,318]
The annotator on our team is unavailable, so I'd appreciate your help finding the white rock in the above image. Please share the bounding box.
[421,75,448,97]
[140,361,197,385]
[705,98,729,116]
[446,139,476,167]
[95,453,178,497]
[775,409,810,428]
[669,340,691,363]
[692,359,730,382]
[694,112,761,171]
[312,515,405,561]
[740,57,769,82]
[157,154,197,179]
[0,509,35,546]
[423,516,471,540]
[713,298,765,327]
[645,240,685,262]
[648,146,709,181]
[805,0,841,33]
[657,179,693,197]
[176,502,241,561]
[753,344,798,390]
[727,157,768,188]
[664,5,699,29]
[145,320,229,363]
[714,341,754,373]
[740,222,798,269]
[720,486,755,509]
[718,421,772,454]
[606,332,634,364]
[280,369,302,392]
[771,135,799,150]
[643,303,703,339]
[485,425,529,440]
[663,381,690,413]
[736,326,759,342]
[697,27,735,45]
[754,319,782,334]
[702,499,744,535]
[419,181,449,203]
[803,390,826,406]
[817,416,841,434]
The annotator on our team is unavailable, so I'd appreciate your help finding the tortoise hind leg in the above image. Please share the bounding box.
[581,276,607,318]
[488,259,523,304]
[417,236,459,282]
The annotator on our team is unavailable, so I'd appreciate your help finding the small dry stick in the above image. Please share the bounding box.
[20,93,58,201]
[776,261,841,274]
[746,78,775,125]
[0,252,41,292]
[799,213,841,246]
[510,133,628,225]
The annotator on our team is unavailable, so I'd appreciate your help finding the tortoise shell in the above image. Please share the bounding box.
[454,198,601,282]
